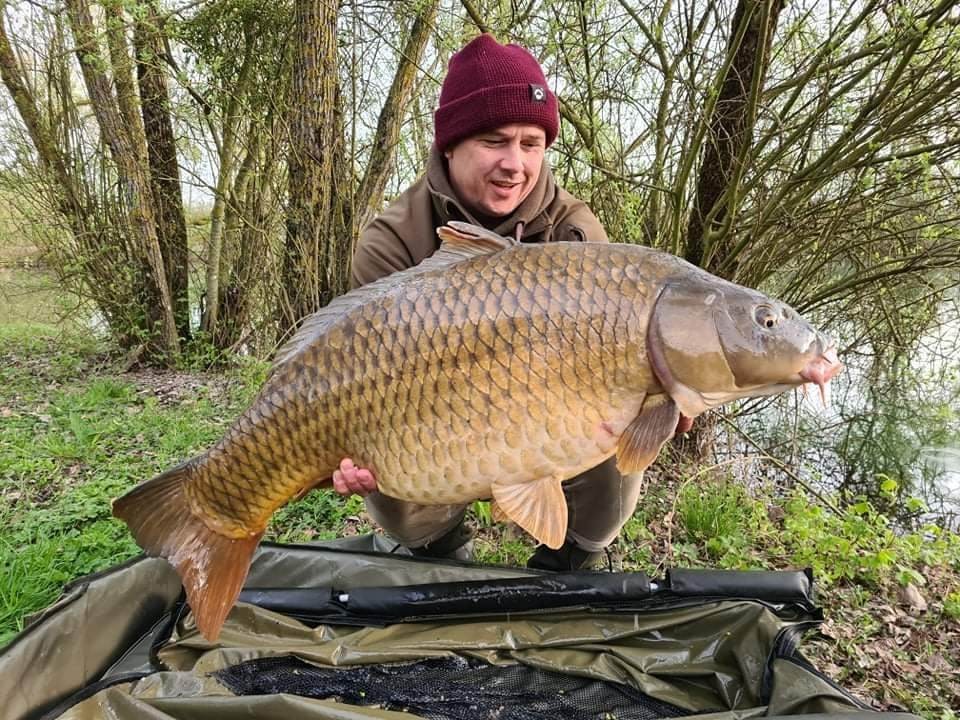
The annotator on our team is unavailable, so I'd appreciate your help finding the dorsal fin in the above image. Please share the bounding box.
[271,223,517,368]
[437,221,517,254]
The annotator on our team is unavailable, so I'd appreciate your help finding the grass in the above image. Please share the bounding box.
[1,321,959,715]
[0,323,262,644]
[663,470,960,717]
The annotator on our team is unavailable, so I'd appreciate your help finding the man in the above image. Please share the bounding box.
[333,34,645,571]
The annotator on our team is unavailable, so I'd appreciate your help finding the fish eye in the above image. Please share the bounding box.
[755,306,779,329]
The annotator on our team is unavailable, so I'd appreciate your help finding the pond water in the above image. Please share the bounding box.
[0,267,70,326]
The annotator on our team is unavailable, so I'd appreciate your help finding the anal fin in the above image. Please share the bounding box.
[617,395,681,474]
[491,476,567,549]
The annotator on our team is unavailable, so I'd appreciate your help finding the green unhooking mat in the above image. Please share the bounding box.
[0,536,922,720]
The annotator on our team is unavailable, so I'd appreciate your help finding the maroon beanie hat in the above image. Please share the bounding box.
[434,34,559,152]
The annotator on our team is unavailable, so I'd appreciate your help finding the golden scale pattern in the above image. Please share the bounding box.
[188,243,665,535]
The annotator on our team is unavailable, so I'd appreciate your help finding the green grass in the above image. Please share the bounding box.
[668,472,960,586]
[0,320,382,645]
[677,478,756,564]
[0,322,263,644]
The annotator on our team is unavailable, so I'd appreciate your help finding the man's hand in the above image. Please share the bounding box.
[332,458,378,497]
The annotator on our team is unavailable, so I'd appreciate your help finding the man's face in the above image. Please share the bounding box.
[444,123,546,218]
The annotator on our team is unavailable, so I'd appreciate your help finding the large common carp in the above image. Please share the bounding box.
[113,223,841,640]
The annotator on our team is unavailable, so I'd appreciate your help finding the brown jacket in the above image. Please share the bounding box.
[351,148,608,288]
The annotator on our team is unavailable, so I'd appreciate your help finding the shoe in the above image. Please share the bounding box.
[526,539,605,571]
[408,521,475,562]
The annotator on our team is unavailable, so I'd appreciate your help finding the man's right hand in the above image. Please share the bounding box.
[332,458,378,497]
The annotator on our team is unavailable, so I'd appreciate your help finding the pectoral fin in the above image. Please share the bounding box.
[616,395,681,474]
[491,476,567,549]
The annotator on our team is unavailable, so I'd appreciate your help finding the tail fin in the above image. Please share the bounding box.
[112,462,262,642]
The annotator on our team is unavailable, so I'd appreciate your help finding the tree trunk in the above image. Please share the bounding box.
[103,0,167,341]
[66,0,180,360]
[214,133,281,352]
[685,0,783,274]
[278,0,347,333]
[134,1,191,341]
[213,130,263,349]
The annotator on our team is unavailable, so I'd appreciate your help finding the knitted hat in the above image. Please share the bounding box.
[434,34,559,152]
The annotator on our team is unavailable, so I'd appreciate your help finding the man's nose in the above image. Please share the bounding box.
[498,142,524,173]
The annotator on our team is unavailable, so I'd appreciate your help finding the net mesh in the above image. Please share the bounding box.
[214,655,694,720]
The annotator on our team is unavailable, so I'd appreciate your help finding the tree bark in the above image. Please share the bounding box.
[66,0,180,360]
[278,0,346,333]
[200,18,257,338]
[214,132,280,351]
[685,0,783,274]
[134,1,191,341]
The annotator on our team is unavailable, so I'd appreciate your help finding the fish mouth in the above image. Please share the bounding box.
[798,344,843,405]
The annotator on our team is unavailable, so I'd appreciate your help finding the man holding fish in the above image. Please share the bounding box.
[335,33,651,571]
[112,34,842,642]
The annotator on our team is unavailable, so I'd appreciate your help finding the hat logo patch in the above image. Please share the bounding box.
[529,84,547,103]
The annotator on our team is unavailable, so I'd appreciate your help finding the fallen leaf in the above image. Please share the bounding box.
[899,583,928,612]
[922,654,951,673]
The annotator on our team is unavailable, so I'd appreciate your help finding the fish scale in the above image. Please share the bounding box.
[113,224,843,641]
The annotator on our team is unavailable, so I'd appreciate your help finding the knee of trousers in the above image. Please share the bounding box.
[363,492,468,548]
[564,460,646,551]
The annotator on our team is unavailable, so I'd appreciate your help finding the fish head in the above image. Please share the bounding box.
[647,276,842,417]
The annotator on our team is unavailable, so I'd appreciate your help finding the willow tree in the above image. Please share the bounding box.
[66,0,180,358]
[684,0,784,274]
[135,0,191,341]
[277,0,439,334]
[173,0,292,350]
[0,0,189,362]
